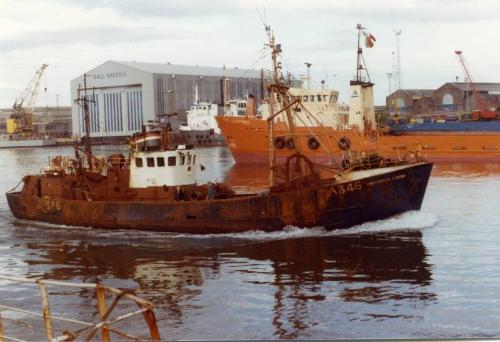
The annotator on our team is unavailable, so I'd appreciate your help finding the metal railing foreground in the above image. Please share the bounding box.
[0,275,160,341]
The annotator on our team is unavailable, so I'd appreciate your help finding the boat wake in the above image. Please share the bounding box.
[169,210,439,241]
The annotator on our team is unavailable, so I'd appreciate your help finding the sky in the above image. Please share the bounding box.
[1,0,499,108]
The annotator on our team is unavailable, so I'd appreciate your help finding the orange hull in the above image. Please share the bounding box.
[216,116,500,163]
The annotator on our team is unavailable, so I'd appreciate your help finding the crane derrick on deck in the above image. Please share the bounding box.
[7,64,48,134]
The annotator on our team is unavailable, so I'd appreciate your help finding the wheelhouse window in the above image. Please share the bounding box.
[168,156,176,166]
[135,158,143,168]
[193,155,196,165]
[303,96,308,102]
[309,95,314,102]
[146,157,155,167]
[317,95,322,102]
[157,157,165,167]
[179,154,185,165]
[187,154,192,165]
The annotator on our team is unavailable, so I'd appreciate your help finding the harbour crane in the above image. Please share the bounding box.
[7,64,49,134]
[454,51,498,120]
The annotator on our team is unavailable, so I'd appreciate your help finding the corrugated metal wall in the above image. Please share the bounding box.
[152,73,264,120]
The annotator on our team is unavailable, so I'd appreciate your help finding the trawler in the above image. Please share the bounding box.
[5,28,432,234]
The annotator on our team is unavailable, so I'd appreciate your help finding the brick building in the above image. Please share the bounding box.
[386,82,500,121]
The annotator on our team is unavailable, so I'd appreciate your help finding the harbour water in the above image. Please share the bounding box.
[1,146,500,339]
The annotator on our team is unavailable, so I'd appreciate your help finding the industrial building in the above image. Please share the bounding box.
[0,106,72,138]
[386,82,500,120]
[70,61,270,139]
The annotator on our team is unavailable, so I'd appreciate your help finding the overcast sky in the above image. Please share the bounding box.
[1,0,499,108]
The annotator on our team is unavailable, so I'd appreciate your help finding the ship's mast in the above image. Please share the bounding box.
[265,26,299,186]
[356,25,362,82]
[266,26,278,186]
[354,24,371,83]
[84,76,93,167]
[75,73,94,171]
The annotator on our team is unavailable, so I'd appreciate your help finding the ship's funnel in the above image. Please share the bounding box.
[245,94,257,116]
[348,81,376,131]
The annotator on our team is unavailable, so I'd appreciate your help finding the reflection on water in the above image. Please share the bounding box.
[9,228,433,339]
[432,161,500,177]
[1,146,500,339]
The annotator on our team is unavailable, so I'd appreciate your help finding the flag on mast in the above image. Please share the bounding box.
[363,31,376,48]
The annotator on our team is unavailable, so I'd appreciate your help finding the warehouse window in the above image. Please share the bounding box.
[443,94,453,105]
[103,92,123,132]
[127,90,143,132]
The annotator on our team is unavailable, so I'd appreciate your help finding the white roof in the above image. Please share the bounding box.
[114,60,266,79]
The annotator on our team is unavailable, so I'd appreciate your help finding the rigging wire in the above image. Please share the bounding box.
[229,47,269,84]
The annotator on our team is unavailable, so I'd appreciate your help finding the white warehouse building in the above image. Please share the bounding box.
[70,60,267,139]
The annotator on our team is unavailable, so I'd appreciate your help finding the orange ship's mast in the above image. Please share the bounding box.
[354,24,371,83]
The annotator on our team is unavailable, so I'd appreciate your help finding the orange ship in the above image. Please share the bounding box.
[217,25,499,164]
[216,115,500,163]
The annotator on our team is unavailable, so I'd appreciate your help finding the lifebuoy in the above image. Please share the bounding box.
[274,137,285,149]
[338,136,351,151]
[308,137,320,150]
[285,138,295,150]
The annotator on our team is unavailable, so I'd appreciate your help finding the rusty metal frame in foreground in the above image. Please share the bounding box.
[0,274,160,341]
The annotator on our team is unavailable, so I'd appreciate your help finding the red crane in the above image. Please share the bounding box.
[454,50,498,120]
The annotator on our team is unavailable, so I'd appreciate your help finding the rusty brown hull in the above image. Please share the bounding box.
[6,163,432,234]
